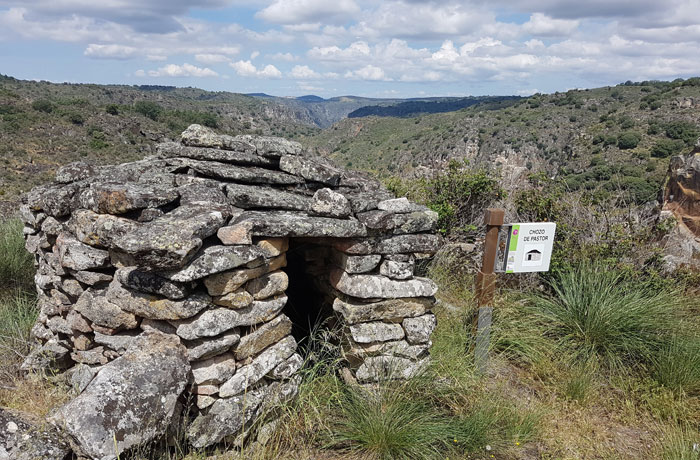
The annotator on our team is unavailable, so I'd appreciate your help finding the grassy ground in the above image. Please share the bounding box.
[1,218,698,459]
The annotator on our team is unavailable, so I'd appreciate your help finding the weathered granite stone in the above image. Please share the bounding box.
[47,316,72,335]
[195,384,219,395]
[49,332,190,460]
[140,318,177,335]
[192,353,237,385]
[164,245,266,282]
[49,289,71,306]
[68,363,99,393]
[184,329,240,362]
[377,197,428,213]
[40,216,65,236]
[216,222,254,245]
[279,155,341,186]
[66,310,93,333]
[55,233,110,271]
[230,211,367,238]
[71,346,108,365]
[0,408,71,460]
[178,158,303,185]
[187,385,267,449]
[69,269,113,286]
[78,182,179,215]
[136,208,166,222]
[256,238,288,258]
[204,254,287,296]
[157,141,276,167]
[246,270,288,300]
[56,161,99,184]
[172,296,287,340]
[71,333,93,351]
[341,189,395,213]
[330,270,438,299]
[181,124,256,152]
[345,339,430,362]
[196,395,217,410]
[68,209,138,248]
[213,288,254,309]
[268,352,303,380]
[380,256,415,280]
[113,202,233,270]
[93,330,142,355]
[30,322,54,342]
[355,356,429,382]
[333,297,435,324]
[104,279,210,321]
[61,278,84,299]
[332,234,442,255]
[310,188,352,218]
[34,272,60,290]
[19,204,46,227]
[358,209,438,234]
[219,335,296,397]
[330,251,381,273]
[116,267,189,300]
[238,134,303,157]
[233,314,292,360]
[74,289,139,330]
[26,182,80,217]
[178,182,228,206]
[22,225,37,235]
[20,339,71,372]
[349,322,405,343]
[403,314,437,344]
[226,183,311,211]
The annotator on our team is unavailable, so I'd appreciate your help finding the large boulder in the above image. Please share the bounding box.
[0,408,70,460]
[49,332,190,460]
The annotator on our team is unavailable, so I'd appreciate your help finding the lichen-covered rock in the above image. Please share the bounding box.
[157,141,276,167]
[104,279,210,321]
[78,182,179,215]
[310,188,352,218]
[226,183,311,211]
[379,255,415,280]
[172,296,287,340]
[330,269,438,299]
[230,211,367,238]
[349,322,405,343]
[49,332,190,460]
[355,356,429,382]
[204,254,287,296]
[333,234,442,255]
[55,233,110,271]
[330,252,382,273]
[113,202,233,270]
[55,161,99,184]
[219,335,296,397]
[20,339,72,373]
[69,209,139,249]
[213,288,254,309]
[279,155,341,186]
[402,314,437,344]
[93,330,142,355]
[0,408,71,460]
[358,209,438,234]
[377,197,428,213]
[268,353,303,380]
[176,158,303,185]
[255,238,289,258]
[233,314,292,360]
[74,289,139,330]
[246,270,288,300]
[191,352,237,385]
[164,245,265,283]
[116,267,190,300]
[184,329,240,362]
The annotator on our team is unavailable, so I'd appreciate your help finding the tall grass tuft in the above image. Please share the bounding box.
[0,218,35,291]
[660,424,700,460]
[0,290,38,379]
[526,264,680,372]
[651,335,700,395]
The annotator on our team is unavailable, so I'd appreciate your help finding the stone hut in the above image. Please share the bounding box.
[19,124,440,455]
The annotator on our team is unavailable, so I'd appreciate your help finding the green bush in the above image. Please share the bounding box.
[133,100,163,121]
[651,336,700,395]
[105,104,119,115]
[617,131,642,149]
[526,264,681,372]
[651,139,685,158]
[64,111,84,125]
[665,121,700,145]
[31,99,54,113]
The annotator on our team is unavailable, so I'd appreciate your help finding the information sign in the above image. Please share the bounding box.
[501,222,556,273]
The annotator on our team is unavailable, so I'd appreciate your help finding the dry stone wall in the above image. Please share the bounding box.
[19,124,441,455]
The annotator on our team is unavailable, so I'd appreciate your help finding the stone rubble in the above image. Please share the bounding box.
[19,123,441,457]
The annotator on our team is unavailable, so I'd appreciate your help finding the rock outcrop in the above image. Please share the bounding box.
[19,124,441,456]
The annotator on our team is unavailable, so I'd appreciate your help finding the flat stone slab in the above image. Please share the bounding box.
[377,197,429,213]
[204,254,287,296]
[113,202,232,271]
[279,155,341,186]
[116,267,190,300]
[330,251,381,273]
[358,209,438,234]
[74,289,139,330]
[333,234,442,255]
[78,182,179,215]
[49,332,190,460]
[330,269,438,299]
[184,329,241,362]
[349,322,405,343]
[403,314,437,344]
[233,314,292,360]
[181,124,302,157]
[164,245,266,283]
[177,158,303,185]
[332,296,433,324]
[55,233,110,271]
[172,296,287,340]
[104,279,211,321]
[229,211,367,238]
[356,356,428,383]
[311,188,352,218]
[226,183,311,211]
[192,352,237,385]
[157,141,277,167]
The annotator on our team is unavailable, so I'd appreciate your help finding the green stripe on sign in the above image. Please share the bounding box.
[509,224,520,252]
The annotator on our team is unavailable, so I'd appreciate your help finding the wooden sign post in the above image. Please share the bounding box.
[473,208,504,374]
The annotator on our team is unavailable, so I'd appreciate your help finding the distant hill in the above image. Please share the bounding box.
[296,95,325,102]
[347,96,521,118]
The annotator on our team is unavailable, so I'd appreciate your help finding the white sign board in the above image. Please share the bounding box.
[502,222,556,273]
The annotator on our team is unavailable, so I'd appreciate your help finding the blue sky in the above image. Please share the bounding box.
[1,0,699,98]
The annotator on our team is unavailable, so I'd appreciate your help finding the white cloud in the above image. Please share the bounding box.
[257,0,360,24]
[268,52,297,61]
[230,60,282,78]
[84,43,138,59]
[250,50,260,59]
[522,13,579,37]
[195,53,230,64]
[345,65,389,81]
[289,65,321,79]
[140,63,219,78]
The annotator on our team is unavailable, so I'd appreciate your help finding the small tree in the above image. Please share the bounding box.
[617,131,641,150]
[133,101,163,121]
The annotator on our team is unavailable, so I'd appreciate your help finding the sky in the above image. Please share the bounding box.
[1,0,699,98]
